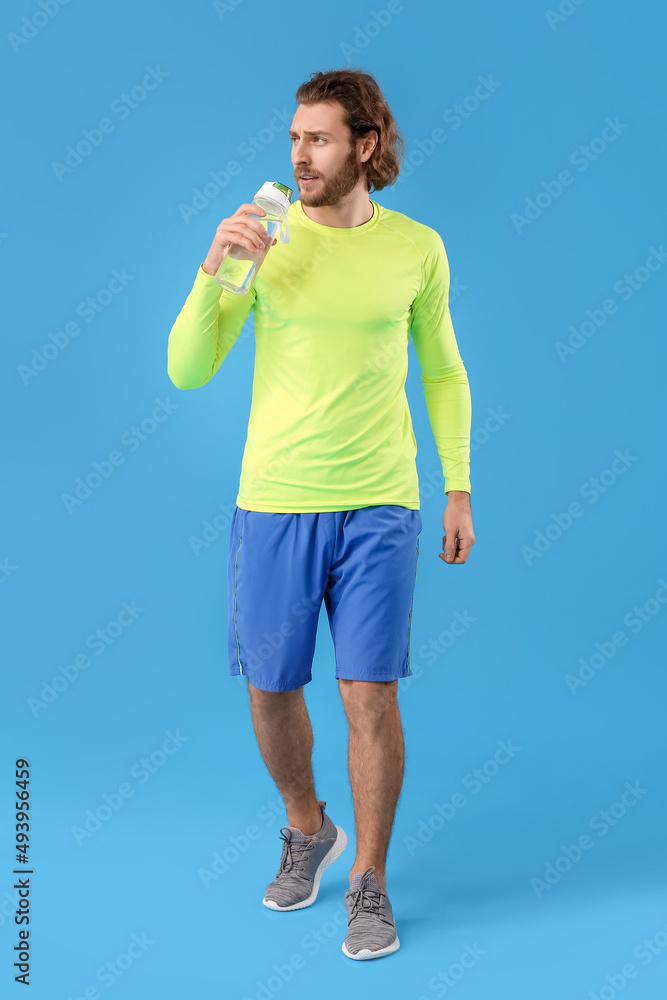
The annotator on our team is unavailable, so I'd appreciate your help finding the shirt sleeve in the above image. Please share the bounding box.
[167,264,256,389]
[409,234,471,496]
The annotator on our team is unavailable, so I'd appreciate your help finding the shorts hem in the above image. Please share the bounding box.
[335,670,409,682]
[229,671,312,692]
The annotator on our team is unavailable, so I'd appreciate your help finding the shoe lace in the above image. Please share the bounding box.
[348,868,394,927]
[275,829,316,881]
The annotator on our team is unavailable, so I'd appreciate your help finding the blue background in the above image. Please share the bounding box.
[3,0,667,997]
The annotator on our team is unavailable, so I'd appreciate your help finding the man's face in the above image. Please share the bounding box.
[289,101,368,207]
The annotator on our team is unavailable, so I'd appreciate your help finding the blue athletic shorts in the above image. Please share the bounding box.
[227,504,422,691]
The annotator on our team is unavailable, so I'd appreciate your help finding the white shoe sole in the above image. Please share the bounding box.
[342,935,400,960]
[262,825,347,911]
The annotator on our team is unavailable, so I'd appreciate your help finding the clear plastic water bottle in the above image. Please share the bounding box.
[215,181,292,294]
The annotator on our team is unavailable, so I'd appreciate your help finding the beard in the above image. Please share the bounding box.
[297,144,366,206]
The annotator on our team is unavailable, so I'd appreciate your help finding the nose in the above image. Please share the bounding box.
[291,137,309,164]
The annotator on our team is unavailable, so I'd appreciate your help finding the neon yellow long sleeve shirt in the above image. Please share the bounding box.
[167,198,471,512]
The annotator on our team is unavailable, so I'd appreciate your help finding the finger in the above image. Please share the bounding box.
[251,218,271,239]
[450,543,468,564]
[235,203,266,216]
[244,220,273,250]
[443,533,474,565]
[239,222,269,252]
[225,231,261,255]
[457,533,474,556]
[226,210,271,245]
[439,547,464,564]
[441,532,458,563]
[218,221,253,251]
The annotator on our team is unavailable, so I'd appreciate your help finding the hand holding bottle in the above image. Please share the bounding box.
[211,182,292,295]
[202,203,277,276]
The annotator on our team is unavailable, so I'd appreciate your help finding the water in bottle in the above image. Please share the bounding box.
[215,181,292,294]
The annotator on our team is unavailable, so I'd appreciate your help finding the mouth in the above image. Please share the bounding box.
[298,175,320,184]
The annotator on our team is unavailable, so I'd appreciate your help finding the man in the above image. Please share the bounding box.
[167,67,475,961]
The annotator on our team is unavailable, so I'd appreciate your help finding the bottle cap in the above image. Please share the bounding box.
[254,181,292,215]
[253,181,292,244]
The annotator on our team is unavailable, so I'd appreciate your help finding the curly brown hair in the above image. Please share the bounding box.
[295,68,405,193]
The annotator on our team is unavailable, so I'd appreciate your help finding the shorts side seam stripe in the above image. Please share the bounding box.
[406,535,420,675]
[233,534,244,675]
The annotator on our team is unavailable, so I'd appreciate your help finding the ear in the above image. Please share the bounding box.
[361,129,379,162]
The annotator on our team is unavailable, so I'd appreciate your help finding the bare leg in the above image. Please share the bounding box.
[247,681,323,836]
[338,678,404,891]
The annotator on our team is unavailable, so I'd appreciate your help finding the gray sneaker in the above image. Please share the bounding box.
[262,800,347,911]
[342,866,400,960]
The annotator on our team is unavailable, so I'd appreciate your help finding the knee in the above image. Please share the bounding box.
[338,679,397,725]
[249,682,304,714]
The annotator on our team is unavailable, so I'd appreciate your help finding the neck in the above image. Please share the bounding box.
[299,189,374,229]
